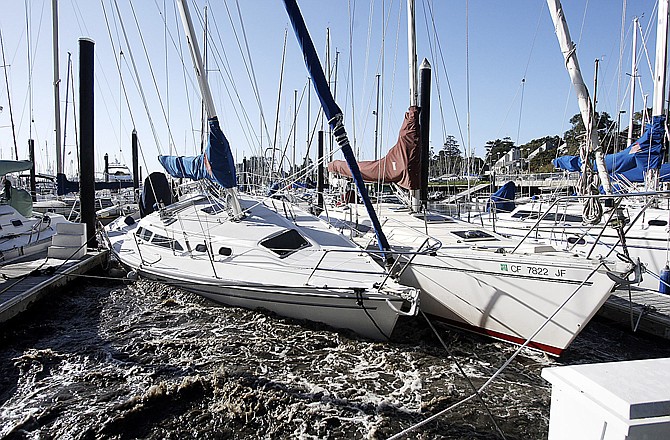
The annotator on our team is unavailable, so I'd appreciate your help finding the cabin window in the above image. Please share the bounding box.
[260,229,310,257]
[11,219,22,227]
[195,244,208,253]
[542,213,583,223]
[567,236,586,245]
[137,227,153,242]
[151,233,184,251]
[218,247,232,256]
[511,210,539,220]
[648,219,668,227]
[451,230,497,241]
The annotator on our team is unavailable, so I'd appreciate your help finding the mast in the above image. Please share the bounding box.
[628,17,639,146]
[374,73,380,161]
[407,0,418,106]
[653,0,669,117]
[175,0,215,118]
[649,0,669,190]
[175,0,242,217]
[407,0,421,210]
[546,0,612,195]
[52,0,62,175]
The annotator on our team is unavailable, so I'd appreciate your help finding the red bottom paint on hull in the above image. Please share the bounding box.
[426,314,564,356]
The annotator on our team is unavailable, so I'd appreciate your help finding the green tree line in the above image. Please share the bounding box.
[428,110,646,177]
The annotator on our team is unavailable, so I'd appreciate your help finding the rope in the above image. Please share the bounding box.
[388,259,608,439]
[419,311,507,439]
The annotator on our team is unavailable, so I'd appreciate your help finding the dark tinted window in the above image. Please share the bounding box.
[260,229,310,257]
[649,219,668,227]
[511,210,538,219]
[137,227,153,241]
[151,233,184,251]
[195,244,208,252]
[567,236,586,245]
[219,247,232,256]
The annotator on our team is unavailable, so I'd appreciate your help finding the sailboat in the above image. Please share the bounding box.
[104,0,418,341]
[472,0,670,294]
[322,0,633,355]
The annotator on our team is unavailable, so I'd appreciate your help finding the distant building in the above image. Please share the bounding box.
[493,138,559,174]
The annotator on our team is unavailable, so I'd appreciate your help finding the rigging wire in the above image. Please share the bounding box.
[220,0,272,156]
[110,0,164,156]
[465,0,471,178]
[127,1,179,155]
[420,0,446,144]
[200,2,266,159]
[164,0,172,156]
[347,0,358,158]
[271,29,288,178]
[388,260,608,439]
[422,0,466,152]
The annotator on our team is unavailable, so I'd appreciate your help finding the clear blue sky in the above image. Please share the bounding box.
[0,0,661,177]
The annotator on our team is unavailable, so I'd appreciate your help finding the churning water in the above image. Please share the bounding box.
[1,276,669,439]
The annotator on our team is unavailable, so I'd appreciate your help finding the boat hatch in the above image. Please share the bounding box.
[451,230,497,241]
[11,219,22,227]
[412,212,454,223]
[201,204,227,215]
[512,210,583,223]
[260,229,310,257]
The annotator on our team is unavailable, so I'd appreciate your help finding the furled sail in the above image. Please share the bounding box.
[158,116,237,189]
[328,106,421,190]
[282,0,391,255]
[553,115,666,182]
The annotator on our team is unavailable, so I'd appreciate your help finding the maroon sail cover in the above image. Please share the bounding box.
[328,106,421,190]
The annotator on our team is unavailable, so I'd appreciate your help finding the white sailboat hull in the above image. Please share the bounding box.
[130,264,402,340]
[325,203,629,354]
[106,193,416,340]
[399,250,616,355]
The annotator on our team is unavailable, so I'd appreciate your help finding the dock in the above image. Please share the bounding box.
[0,249,108,324]
[599,286,670,340]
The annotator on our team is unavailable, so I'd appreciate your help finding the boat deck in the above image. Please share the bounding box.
[600,286,670,340]
[0,249,107,324]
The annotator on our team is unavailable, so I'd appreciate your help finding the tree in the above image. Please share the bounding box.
[484,137,515,163]
[430,135,462,177]
[562,111,626,156]
[518,135,561,173]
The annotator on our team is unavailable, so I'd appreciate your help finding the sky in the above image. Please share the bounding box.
[0,0,662,178]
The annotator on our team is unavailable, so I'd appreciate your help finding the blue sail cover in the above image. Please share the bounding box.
[282,0,391,255]
[552,115,666,181]
[487,181,516,213]
[158,116,236,188]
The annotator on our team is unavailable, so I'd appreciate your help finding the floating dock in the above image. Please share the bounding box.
[0,249,108,324]
[599,286,670,340]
